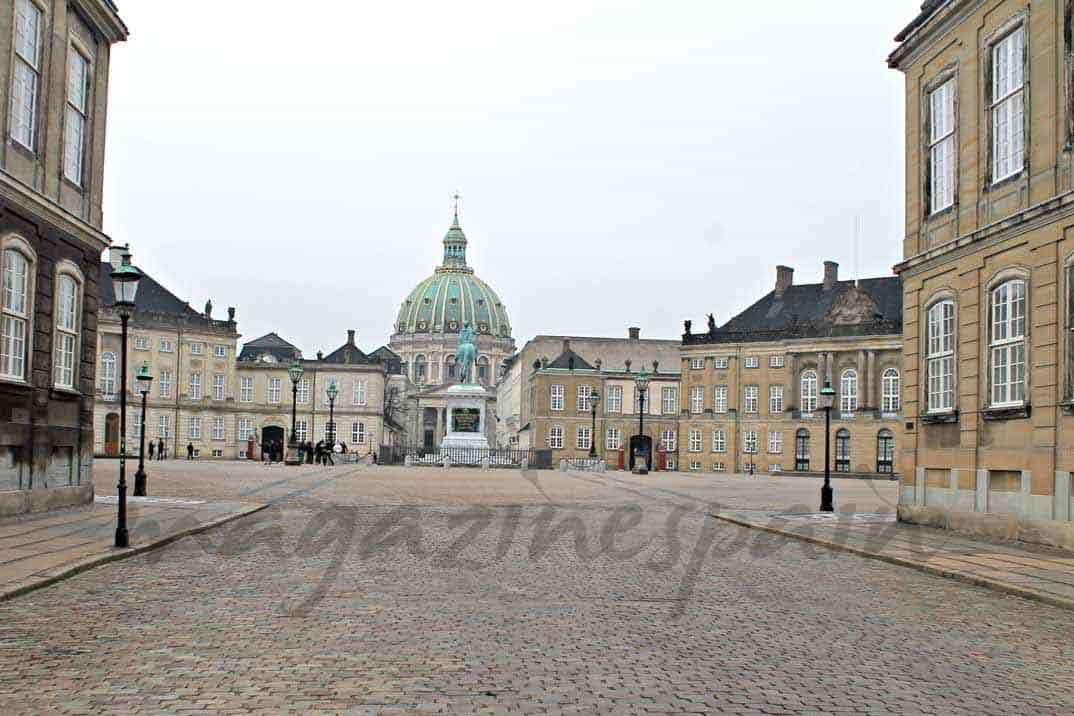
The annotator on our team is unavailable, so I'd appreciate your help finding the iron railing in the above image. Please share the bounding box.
[388,444,552,469]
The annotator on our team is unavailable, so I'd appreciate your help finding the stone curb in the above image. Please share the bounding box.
[0,503,269,603]
[711,512,1074,613]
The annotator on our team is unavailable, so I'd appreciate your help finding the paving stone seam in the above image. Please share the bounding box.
[0,503,269,604]
[711,513,1074,612]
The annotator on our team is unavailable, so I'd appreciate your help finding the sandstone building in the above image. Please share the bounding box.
[0,0,127,516]
[890,0,1074,546]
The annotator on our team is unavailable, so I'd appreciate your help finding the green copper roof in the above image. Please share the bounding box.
[395,213,512,338]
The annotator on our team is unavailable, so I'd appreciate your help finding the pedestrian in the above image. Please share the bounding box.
[148,441,155,460]
[158,438,165,460]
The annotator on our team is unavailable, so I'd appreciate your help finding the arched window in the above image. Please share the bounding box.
[478,356,490,384]
[795,429,810,472]
[445,354,457,381]
[100,352,116,397]
[1,240,36,381]
[53,268,82,390]
[881,369,900,414]
[835,428,850,472]
[990,279,1026,406]
[840,369,858,413]
[877,429,894,474]
[800,370,818,413]
[926,299,955,412]
[414,355,427,383]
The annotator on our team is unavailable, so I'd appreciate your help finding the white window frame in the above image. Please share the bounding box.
[713,357,729,369]
[690,386,704,414]
[189,372,201,400]
[577,385,592,412]
[840,369,858,414]
[353,379,367,406]
[214,345,227,359]
[606,428,621,450]
[926,300,956,413]
[743,430,758,455]
[212,374,225,400]
[295,419,308,443]
[689,357,704,370]
[605,385,622,413]
[268,377,281,404]
[769,355,785,368]
[159,369,172,398]
[297,378,310,404]
[352,421,366,444]
[99,352,116,397]
[882,369,900,415]
[576,426,591,450]
[52,266,81,390]
[744,386,758,414]
[687,429,701,453]
[744,356,759,369]
[712,429,726,453]
[991,26,1026,184]
[238,418,253,442]
[134,336,149,351]
[713,385,727,414]
[158,414,171,439]
[929,77,956,213]
[64,48,89,185]
[10,0,42,150]
[661,386,678,415]
[800,370,818,414]
[990,279,1027,407]
[550,384,564,411]
[160,338,173,353]
[661,428,677,452]
[549,425,564,449]
[712,462,725,472]
[190,342,204,356]
[1,239,35,381]
[188,415,201,441]
[769,385,784,414]
[768,431,782,454]
[239,376,252,402]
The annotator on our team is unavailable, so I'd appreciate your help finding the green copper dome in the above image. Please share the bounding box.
[395,213,512,338]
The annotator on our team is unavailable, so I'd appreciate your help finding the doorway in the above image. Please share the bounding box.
[794,429,809,472]
[261,425,285,460]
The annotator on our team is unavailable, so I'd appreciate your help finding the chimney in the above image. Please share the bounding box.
[347,329,356,346]
[228,307,236,322]
[108,243,130,269]
[775,265,794,298]
[562,339,571,353]
[316,351,324,360]
[823,261,839,291]
[628,327,641,340]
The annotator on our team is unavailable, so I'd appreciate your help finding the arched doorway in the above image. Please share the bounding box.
[629,435,652,472]
[261,425,285,460]
[794,429,810,472]
[104,413,120,457]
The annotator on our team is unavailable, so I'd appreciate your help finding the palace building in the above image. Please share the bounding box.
[890,0,1074,547]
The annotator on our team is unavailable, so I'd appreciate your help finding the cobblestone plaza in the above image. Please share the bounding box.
[0,462,1071,714]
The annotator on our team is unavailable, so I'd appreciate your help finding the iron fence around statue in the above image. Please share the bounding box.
[387,444,552,469]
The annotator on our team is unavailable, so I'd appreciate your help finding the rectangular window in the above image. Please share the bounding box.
[744,356,759,369]
[929,78,956,212]
[159,338,173,353]
[840,371,858,414]
[240,376,252,402]
[606,427,621,450]
[10,0,41,150]
[661,387,678,415]
[690,357,704,370]
[295,420,308,443]
[190,342,204,356]
[188,416,201,440]
[712,429,726,453]
[353,380,367,406]
[297,378,310,404]
[213,374,225,400]
[690,386,704,414]
[769,464,782,474]
[769,385,784,413]
[744,431,757,454]
[189,372,201,400]
[661,428,677,452]
[689,461,701,472]
[927,301,956,412]
[713,462,725,472]
[992,27,1025,183]
[549,425,564,449]
[352,421,366,443]
[606,385,622,413]
[577,385,592,412]
[54,276,78,389]
[713,357,729,369]
[158,414,171,439]
[576,426,591,450]
[769,355,785,368]
[268,377,281,403]
[713,385,727,414]
[159,369,172,398]
[64,50,89,184]
[1,249,30,380]
[744,386,758,414]
[214,345,227,359]
[134,336,149,350]
[212,449,223,458]
[991,280,1027,406]
[238,418,253,442]
[550,384,564,411]
[665,457,676,471]
[688,429,702,453]
[768,431,782,454]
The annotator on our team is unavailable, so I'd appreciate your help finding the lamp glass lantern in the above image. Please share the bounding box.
[820,378,836,409]
[326,379,339,402]
[635,370,651,393]
[590,388,601,410]
[288,360,304,385]
[135,362,153,394]
[110,254,142,317]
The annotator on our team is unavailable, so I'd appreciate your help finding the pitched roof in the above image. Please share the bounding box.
[894,0,947,42]
[687,277,902,346]
[547,342,595,370]
[98,260,204,320]
[238,332,301,363]
[322,342,369,365]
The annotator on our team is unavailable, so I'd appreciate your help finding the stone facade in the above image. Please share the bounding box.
[0,1,127,516]
[890,0,1074,547]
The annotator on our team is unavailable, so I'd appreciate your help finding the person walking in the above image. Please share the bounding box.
[186,442,194,460]
[148,441,155,460]
[157,438,165,460]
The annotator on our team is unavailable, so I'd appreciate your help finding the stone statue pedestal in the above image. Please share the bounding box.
[440,384,490,450]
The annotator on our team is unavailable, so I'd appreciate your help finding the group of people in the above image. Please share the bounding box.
[146,439,167,460]
[258,439,369,465]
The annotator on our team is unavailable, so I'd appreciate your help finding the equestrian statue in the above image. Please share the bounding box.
[456,322,477,384]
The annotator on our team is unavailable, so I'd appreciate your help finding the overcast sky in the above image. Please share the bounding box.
[102,1,919,355]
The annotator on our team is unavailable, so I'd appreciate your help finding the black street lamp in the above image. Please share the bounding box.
[633,370,651,475]
[286,360,304,465]
[111,253,142,548]
[133,362,153,497]
[326,379,339,449]
[820,377,836,513]
[588,388,601,459]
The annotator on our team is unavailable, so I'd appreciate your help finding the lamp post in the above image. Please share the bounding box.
[820,377,836,513]
[326,379,339,449]
[588,388,601,459]
[633,370,651,474]
[133,362,153,497]
[111,254,142,548]
[286,360,304,465]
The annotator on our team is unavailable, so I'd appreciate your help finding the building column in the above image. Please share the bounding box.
[825,352,835,385]
[866,350,876,411]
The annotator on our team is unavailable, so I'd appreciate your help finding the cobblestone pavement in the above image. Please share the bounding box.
[1,463,1072,714]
